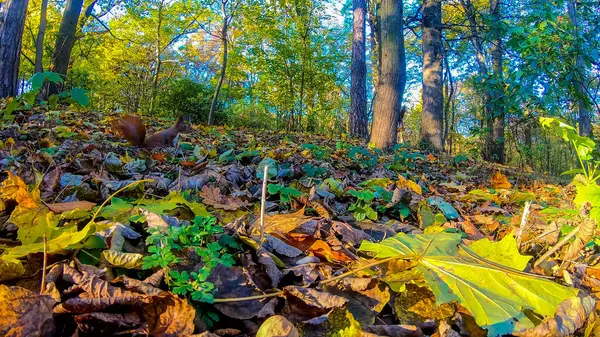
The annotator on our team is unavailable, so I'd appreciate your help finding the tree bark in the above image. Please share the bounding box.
[49,0,84,95]
[420,0,443,151]
[350,0,368,138]
[0,0,30,98]
[35,0,49,73]
[208,0,230,125]
[489,0,505,163]
[566,0,592,137]
[368,0,406,149]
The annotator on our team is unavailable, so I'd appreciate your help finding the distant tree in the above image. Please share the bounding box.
[420,0,443,151]
[0,0,30,98]
[49,0,84,95]
[566,0,592,137]
[34,0,49,73]
[369,0,406,149]
[489,0,505,163]
[349,0,368,138]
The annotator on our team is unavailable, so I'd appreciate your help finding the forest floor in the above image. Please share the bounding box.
[0,109,598,337]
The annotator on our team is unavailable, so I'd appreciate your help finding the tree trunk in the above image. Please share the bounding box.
[420,0,443,151]
[566,0,592,137]
[368,0,405,149]
[208,1,229,125]
[35,0,49,73]
[49,0,84,95]
[489,0,505,163]
[0,0,30,98]
[350,0,368,138]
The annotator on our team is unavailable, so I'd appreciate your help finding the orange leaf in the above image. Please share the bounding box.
[151,153,166,162]
[427,154,436,162]
[309,240,353,263]
[46,201,96,214]
[180,161,196,167]
[491,171,512,189]
[0,172,38,209]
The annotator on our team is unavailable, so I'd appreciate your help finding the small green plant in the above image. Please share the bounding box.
[268,183,304,204]
[348,146,379,169]
[348,189,378,221]
[302,163,328,178]
[302,143,330,160]
[142,215,236,303]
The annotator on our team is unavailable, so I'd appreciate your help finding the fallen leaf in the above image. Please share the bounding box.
[309,239,354,262]
[257,315,300,337]
[143,292,196,337]
[0,171,39,209]
[46,200,96,213]
[491,171,512,189]
[211,265,267,319]
[0,285,56,337]
[282,286,348,322]
[0,258,25,281]
[363,325,424,337]
[199,186,251,211]
[74,312,142,335]
[103,250,144,269]
[514,296,595,337]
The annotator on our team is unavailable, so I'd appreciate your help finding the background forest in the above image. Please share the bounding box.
[1,0,600,173]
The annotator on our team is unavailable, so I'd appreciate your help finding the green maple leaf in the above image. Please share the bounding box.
[467,231,532,270]
[359,232,579,336]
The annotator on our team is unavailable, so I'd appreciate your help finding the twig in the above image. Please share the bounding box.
[534,225,581,268]
[40,234,48,294]
[516,201,531,250]
[259,165,268,246]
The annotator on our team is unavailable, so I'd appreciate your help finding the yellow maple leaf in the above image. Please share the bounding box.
[491,171,512,189]
[397,175,423,195]
[0,172,39,209]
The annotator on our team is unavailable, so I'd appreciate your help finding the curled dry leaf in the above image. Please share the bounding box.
[364,325,425,337]
[199,186,251,211]
[102,250,144,269]
[0,285,56,337]
[282,286,348,322]
[211,265,267,319]
[74,312,142,335]
[256,315,300,337]
[514,296,596,337]
[257,246,285,287]
[143,292,196,337]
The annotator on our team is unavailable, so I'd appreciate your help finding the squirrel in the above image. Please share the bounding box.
[112,114,186,148]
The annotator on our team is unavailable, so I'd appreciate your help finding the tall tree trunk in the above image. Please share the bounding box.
[49,0,84,95]
[566,0,592,137]
[149,0,164,114]
[0,0,30,98]
[208,0,230,125]
[489,0,505,163]
[420,0,443,151]
[350,0,368,138]
[35,0,49,73]
[368,0,405,149]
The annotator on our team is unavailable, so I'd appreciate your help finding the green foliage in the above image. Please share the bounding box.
[268,184,304,204]
[302,163,327,178]
[142,215,235,303]
[157,78,214,122]
[348,189,377,221]
[348,146,379,169]
[302,143,330,160]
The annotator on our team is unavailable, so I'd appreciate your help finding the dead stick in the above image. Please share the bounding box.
[516,201,531,250]
[40,234,48,294]
[534,225,581,268]
[259,165,268,246]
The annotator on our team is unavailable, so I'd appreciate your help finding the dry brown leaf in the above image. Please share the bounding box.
[74,312,142,335]
[254,208,318,236]
[211,265,267,319]
[364,325,425,337]
[46,200,96,213]
[143,292,196,337]
[491,171,512,189]
[282,286,348,322]
[199,186,251,211]
[0,285,56,337]
[514,296,595,337]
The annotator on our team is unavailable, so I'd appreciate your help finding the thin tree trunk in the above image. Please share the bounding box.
[369,0,406,149]
[149,1,164,114]
[420,0,443,151]
[35,0,49,73]
[566,0,592,137]
[208,0,230,125]
[49,0,84,96]
[489,0,505,163]
[350,0,368,138]
[0,0,30,98]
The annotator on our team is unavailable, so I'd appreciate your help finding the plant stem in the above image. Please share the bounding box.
[40,234,48,294]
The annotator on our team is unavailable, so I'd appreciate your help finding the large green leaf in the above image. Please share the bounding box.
[467,232,532,270]
[359,232,579,336]
[1,222,108,261]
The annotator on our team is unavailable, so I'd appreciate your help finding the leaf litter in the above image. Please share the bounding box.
[0,111,598,336]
